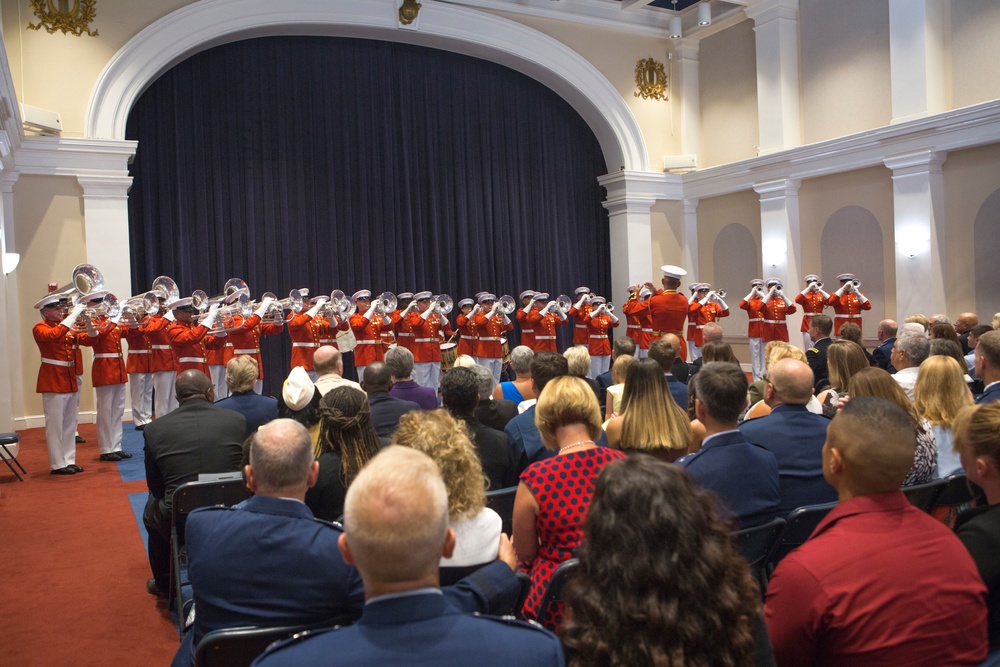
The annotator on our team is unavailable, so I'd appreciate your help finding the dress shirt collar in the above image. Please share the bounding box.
[700,428,742,449]
[366,587,443,606]
[811,491,907,539]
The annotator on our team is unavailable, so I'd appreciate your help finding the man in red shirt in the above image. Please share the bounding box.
[142,295,178,418]
[766,397,988,667]
[739,279,766,379]
[795,273,829,349]
[826,272,872,337]
[648,265,690,362]
[391,292,417,352]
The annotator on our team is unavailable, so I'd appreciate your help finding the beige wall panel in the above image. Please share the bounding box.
[699,19,757,167]
[799,0,891,144]
[14,174,92,416]
[651,200,683,270]
[951,0,1000,110]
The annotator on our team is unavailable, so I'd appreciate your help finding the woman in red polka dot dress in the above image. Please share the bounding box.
[513,375,626,630]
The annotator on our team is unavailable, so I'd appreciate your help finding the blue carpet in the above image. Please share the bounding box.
[128,490,149,553]
[118,424,146,482]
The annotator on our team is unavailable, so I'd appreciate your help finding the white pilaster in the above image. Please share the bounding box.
[681,198,699,277]
[0,170,21,432]
[888,0,946,124]
[598,171,662,305]
[76,175,134,300]
[754,178,804,342]
[744,0,802,155]
[884,150,947,321]
[675,39,701,162]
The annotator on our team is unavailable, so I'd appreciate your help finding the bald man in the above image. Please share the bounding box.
[313,345,362,396]
[957,312,980,355]
[739,359,837,515]
[765,397,988,667]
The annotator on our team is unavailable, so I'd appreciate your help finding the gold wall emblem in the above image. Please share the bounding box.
[634,58,668,102]
[27,0,98,37]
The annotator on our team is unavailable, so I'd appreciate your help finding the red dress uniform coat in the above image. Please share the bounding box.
[122,326,152,374]
[761,299,797,343]
[689,302,730,347]
[33,320,79,393]
[455,312,478,357]
[568,304,591,346]
[72,331,84,378]
[516,308,535,350]
[316,315,349,352]
[621,299,652,350]
[826,292,872,336]
[794,291,827,332]
[142,314,177,373]
[206,342,226,368]
[407,312,454,363]
[474,313,513,359]
[224,314,284,380]
[583,313,619,357]
[391,310,415,351]
[79,325,128,386]
[286,312,323,371]
[740,296,766,339]
[527,311,565,353]
[648,290,690,361]
[166,321,225,376]
[350,313,385,367]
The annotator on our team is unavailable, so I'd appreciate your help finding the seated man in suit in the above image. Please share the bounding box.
[765,397,988,666]
[975,330,1000,404]
[806,314,834,392]
[143,370,245,597]
[385,345,438,409]
[687,322,722,379]
[677,363,780,528]
[871,319,898,373]
[254,445,563,667]
[739,359,837,516]
[361,361,420,440]
[470,363,519,430]
[214,355,278,437]
[504,352,569,474]
[313,345,362,396]
[648,335,689,410]
[173,420,525,667]
[595,336,636,396]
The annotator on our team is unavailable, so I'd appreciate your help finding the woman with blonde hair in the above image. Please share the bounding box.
[817,340,870,418]
[603,353,635,422]
[604,359,692,461]
[915,354,975,478]
[513,376,625,629]
[391,409,501,575]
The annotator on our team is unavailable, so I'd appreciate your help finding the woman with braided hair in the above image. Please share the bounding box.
[304,386,382,521]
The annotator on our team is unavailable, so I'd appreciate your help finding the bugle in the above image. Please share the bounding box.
[151,275,179,303]
[497,295,517,315]
[75,293,121,332]
[51,264,104,309]
[433,294,453,315]
[120,291,159,327]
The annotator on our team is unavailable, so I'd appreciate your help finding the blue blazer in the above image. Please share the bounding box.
[872,337,897,373]
[215,391,278,437]
[977,382,1000,405]
[667,374,689,410]
[739,404,837,516]
[677,430,781,528]
[505,405,610,475]
[253,592,563,667]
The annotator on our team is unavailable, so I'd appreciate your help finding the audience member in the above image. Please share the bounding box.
[143,370,244,597]
[701,340,739,365]
[891,331,930,400]
[471,363,519,430]
[975,330,1000,404]
[385,345,438,409]
[872,318,898,373]
[513,376,625,629]
[953,402,1000,650]
[817,340,869,418]
[662,331,692,383]
[905,313,930,331]
[493,345,536,405]
[313,345,363,396]
[765,396,988,666]
[564,346,603,409]
[688,321,724,378]
[277,366,323,455]
[604,358,691,461]
[254,446,560,667]
[647,336,689,409]
[993,313,1000,331]
[360,360,420,440]
[214,355,277,437]
[838,322,874,366]
[440,366,517,491]
[930,313,950,325]
[740,359,838,515]
[595,335,636,397]
[956,312,979,355]
[602,353,635,421]
[806,314,833,391]
[562,456,773,667]
[744,342,823,420]
[677,362,780,527]
[504,352,569,473]
[914,356,974,478]
[967,324,993,375]
[929,321,961,347]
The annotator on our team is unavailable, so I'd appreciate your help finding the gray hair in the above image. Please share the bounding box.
[469,364,495,400]
[509,345,534,375]
[249,419,315,492]
[563,346,591,377]
[899,322,928,338]
[897,331,930,367]
[225,355,258,393]
[384,345,414,379]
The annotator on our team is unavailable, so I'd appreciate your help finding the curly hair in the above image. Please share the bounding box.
[317,386,382,488]
[390,409,488,520]
[562,456,760,666]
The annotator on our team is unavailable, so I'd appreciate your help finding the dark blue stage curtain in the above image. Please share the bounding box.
[126,36,610,394]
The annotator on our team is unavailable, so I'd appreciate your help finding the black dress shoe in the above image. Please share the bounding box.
[76,435,86,443]
[99,452,121,462]
[116,450,133,459]
[50,466,76,475]
[68,465,84,472]
[146,578,166,597]
[134,424,145,431]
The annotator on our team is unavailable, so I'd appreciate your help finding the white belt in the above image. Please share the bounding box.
[356,340,381,345]
[398,333,414,338]
[151,345,171,350]
[178,357,205,363]
[233,348,258,355]
[626,324,639,329]
[129,350,151,354]
[834,314,858,318]
[94,353,122,359]
[535,335,556,340]
[696,325,706,329]
[479,336,501,342]
[460,335,476,339]
[641,328,652,333]
[575,324,588,329]
[292,342,317,348]
[589,335,606,339]
[414,338,437,343]
[762,320,784,324]
[41,358,74,367]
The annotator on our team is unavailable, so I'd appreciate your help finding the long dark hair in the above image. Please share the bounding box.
[317,386,382,486]
[562,456,759,666]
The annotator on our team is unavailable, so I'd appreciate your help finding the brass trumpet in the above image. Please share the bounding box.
[433,294,453,315]
[552,294,573,317]
[497,295,517,315]
[75,292,122,332]
[205,293,254,333]
[51,264,104,312]
[259,289,308,324]
[120,292,159,327]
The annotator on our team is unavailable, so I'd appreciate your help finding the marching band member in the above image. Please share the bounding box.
[517,290,537,350]
[71,308,86,445]
[760,277,797,348]
[528,295,568,353]
[826,272,871,336]
[569,287,592,347]
[689,283,730,360]
[315,305,348,354]
[286,295,328,382]
[474,293,512,385]
[622,285,643,349]
[122,313,153,430]
[584,296,620,378]
[795,273,829,348]
[391,292,417,351]
[648,266,690,362]
[142,295,178,418]
[78,293,132,462]
[224,295,282,394]
[166,298,225,377]
[207,338,228,400]
[33,293,87,474]
[686,282,700,360]
[350,290,386,382]
[740,279,766,379]
[408,291,455,390]
[622,283,653,358]
[455,299,479,357]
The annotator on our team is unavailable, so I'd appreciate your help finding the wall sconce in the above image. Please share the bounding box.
[896,235,930,258]
[762,243,787,268]
[399,0,422,26]
[634,59,668,101]
[2,252,19,275]
[27,0,98,37]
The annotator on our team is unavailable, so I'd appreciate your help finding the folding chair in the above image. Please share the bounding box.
[193,616,353,667]
[486,485,518,535]
[929,474,985,527]
[767,501,838,572]
[0,433,24,482]
[732,516,786,597]
[902,477,948,512]
[170,479,252,636]
[533,558,579,630]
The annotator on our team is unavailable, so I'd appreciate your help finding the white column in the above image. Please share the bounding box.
[754,178,804,343]
[744,0,802,155]
[681,198,699,278]
[76,175,134,300]
[675,39,701,162]
[598,172,661,305]
[888,0,946,124]
[884,150,947,321]
[0,168,21,432]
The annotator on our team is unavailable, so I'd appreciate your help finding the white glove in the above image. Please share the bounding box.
[488,304,500,318]
[744,291,757,302]
[469,305,481,318]
[502,312,511,325]
[715,297,729,311]
[306,296,327,319]
[404,301,419,314]
[689,293,698,304]
[818,288,831,299]
[800,286,812,296]
[857,292,869,304]
[557,307,568,321]
[164,309,176,323]
[835,285,846,297]
[60,303,87,329]
[364,303,378,321]
[574,295,588,309]
[253,296,275,319]
[201,303,221,329]
[421,306,434,321]
[699,294,710,306]
[761,289,773,306]
[608,311,619,324]
[542,301,555,315]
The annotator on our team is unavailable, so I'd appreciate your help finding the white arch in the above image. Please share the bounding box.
[86,0,649,172]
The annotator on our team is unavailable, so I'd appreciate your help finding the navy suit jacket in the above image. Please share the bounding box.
[505,405,610,475]
[872,337,897,374]
[667,374,689,410]
[596,369,614,395]
[253,592,563,667]
[215,391,278,437]
[977,382,1000,405]
[677,430,780,528]
[806,337,832,391]
[368,391,421,438]
[739,404,837,516]
[389,380,438,409]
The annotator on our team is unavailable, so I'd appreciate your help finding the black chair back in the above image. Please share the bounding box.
[733,517,786,596]
[930,474,985,527]
[534,558,579,630]
[486,486,518,535]
[194,617,351,667]
[767,501,838,571]
[902,477,949,512]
